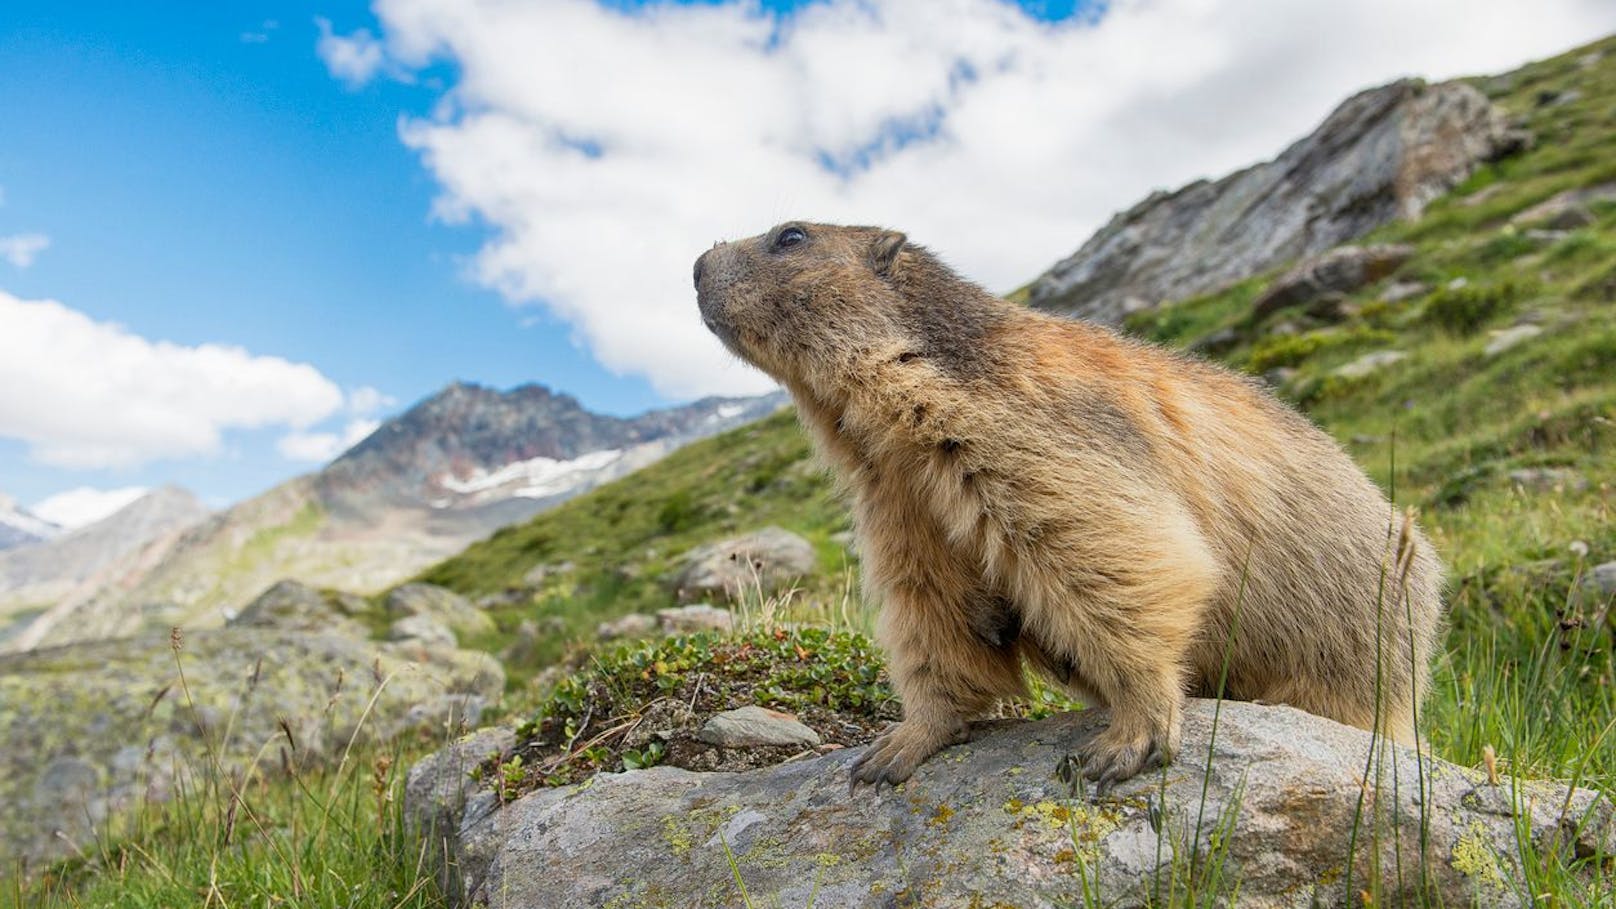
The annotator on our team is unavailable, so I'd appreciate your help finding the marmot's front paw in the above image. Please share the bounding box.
[849,719,968,792]
[1062,725,1171,796]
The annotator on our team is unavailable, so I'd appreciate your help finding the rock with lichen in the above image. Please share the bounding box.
[0,624,503,873]
[409,700,1613,908]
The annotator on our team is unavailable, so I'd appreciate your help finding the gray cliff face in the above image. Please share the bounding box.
[1027,79,1525,323]
[408,701,1614,909]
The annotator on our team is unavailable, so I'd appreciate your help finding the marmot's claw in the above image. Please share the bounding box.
[847,720,963,794]
[1071,728,1171,797]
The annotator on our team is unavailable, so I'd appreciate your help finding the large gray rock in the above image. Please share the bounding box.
[1251,244,1416,317]
[0,625,503,873]
[385,582,496,642]
[1028,80,1522,323]
[230,578,369,637]
[409,701,1612,909]
[1508,183,1616,230]
[671,527,817,602]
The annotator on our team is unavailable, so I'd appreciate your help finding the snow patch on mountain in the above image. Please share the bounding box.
[436,448,625,503]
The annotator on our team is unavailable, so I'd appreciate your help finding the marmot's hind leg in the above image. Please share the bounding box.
[1013,518,1218,793]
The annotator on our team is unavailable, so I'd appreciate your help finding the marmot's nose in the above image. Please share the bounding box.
[693,251,707,290]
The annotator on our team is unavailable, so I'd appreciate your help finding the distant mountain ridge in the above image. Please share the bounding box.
[0,493,60,552]
[0,487,210,647]
[6,382,785,650]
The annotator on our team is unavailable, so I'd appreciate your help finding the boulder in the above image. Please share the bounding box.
[385,583,496,642]
[1507,468,1589,493]
[656,604,733,635]
[409,701,1613,909]
[1380,280,1430,303]
[1028,80,1521,323]
[390,613,459,650]
[672,527,817,602]
[596,612,657,640]
[1582,561,1616,598]
[1509,183,1616,230]
[0,626,503,871]
[1252,245,1416,318]
[1333,350,1408,379]
[1484,324,1544,356]
[230,578,369,637]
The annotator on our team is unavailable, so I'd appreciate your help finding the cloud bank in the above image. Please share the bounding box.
[31,486,150,530]
[0,290,349,468]
[321,0,1616,399]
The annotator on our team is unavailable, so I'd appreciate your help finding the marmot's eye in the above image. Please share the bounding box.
[775,226,807,250]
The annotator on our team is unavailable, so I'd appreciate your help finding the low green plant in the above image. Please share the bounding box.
[1421,280,1524,334]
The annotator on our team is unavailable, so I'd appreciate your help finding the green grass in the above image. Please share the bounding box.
[11,31,1616,909]
[5,646,450,909]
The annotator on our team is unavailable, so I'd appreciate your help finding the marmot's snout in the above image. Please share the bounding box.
[694,241,743,346]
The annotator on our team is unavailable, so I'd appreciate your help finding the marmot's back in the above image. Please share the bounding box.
[1022,314,1444,732]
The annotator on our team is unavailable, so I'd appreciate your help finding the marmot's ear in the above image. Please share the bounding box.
[870,231,907,278]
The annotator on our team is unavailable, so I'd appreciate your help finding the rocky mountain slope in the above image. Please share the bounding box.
[1025,77,1528,323]
[0,493,59,552]
[7,383,783,651]
[0,487,209,647]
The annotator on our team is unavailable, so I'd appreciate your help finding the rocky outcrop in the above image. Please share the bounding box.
[672,527,818,602]
[385,583,496,642]
[408,701,1612,909]
[0,609,503,871]
[1508,183,1616,230]
[1028,80,1525,323]
[230,578,371,636]
[1251,244,1416,317]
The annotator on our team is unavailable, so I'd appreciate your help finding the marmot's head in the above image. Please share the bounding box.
[693,222,914,385]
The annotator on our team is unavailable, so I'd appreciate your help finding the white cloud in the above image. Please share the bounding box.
[316,16,388,87]
[31,486,150,530]
[0,291,346,468]
[277,417,382,463]
[332,0,1616,399]
[0,234,49,269]
[346,385,396,415]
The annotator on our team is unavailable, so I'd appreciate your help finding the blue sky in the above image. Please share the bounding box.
[1,0,1609,522]
[0,0,1089,513]
[1,2,651,509]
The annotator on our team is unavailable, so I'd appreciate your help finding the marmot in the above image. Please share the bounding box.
[693,222,1445,790]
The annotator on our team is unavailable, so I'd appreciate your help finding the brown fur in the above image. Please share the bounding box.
[693,222,1446,789]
